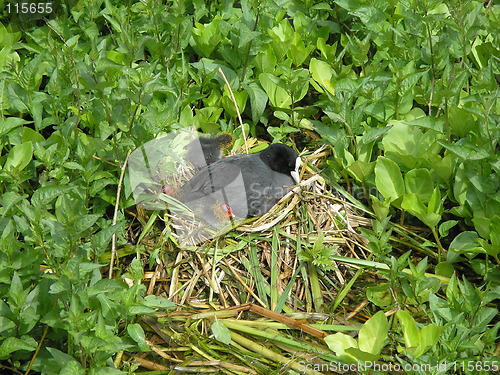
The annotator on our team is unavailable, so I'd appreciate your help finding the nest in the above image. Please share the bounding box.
[142,144,372,309]
[126,144,376,373]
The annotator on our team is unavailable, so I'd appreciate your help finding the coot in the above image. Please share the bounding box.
[179,143,300,220]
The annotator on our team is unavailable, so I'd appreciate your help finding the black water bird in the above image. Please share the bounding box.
[179,143,300,223]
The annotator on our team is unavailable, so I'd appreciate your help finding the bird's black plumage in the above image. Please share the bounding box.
[179,143,300,222]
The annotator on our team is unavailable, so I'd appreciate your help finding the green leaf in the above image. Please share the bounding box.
[439,220,459,237]
[211,320,231,345]
[402,193,441,228]
[309,58,335,95]
[449,231,485,254]
[0,317,16,335]
[347,160,375,182]
[375,157,405,201]
[4,141,33,171]
[253,44,277,73]
[448,107,477,137]
[396,310,420,348]
[366,284,393,308]
[191,16,223,57]
[358,311,388,355]
[397,308,443,358]
[403,116,445,133]
[435,261,455,278]
[489,216,500,246]
[144,295,176,309]
[404,168,433,203]
[222,89,247,118]
[127,323,149,350]
[370,194,390,221]
[268,19,294,61]
[0,336,37,360]
[245,82,268,123]
[427,187,442,214]
[8,272,26,308]
[414,324,442,357]
[72,214,100,235]
[439,140,489,160]
[31,185,71,208]
[46,347,83,373]
[324,332,358,364]
[259,73,291,108]
[0,117,31,137]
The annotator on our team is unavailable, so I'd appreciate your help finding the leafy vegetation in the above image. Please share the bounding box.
[0,0,498,374]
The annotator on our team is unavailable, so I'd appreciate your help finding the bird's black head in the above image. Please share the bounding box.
[260,144,301,182]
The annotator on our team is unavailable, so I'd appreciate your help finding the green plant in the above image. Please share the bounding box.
[1,0,498,373]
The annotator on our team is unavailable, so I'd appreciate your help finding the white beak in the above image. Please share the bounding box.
[291,157,301,184]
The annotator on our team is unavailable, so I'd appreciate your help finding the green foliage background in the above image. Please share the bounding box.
[0,0,498,373]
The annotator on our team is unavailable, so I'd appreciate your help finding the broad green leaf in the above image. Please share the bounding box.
[245,82,268,123]
[414,324,442,357]
[403,116,445,133]
[382,121,443,169]
[404,168,433,203]
[253,45,277,74]
[396,310,420,348]
[402,193,441,228]
[317,37,337,61]
[375,157,404,201]
[127,323,148,349]
[8,272,26,308]
[4,141,33,171]
[268,19,294,60]
[473,307,497,331]
[259,73,291,108]
[0,317,16,335]
[222,89,247,118]
[0,117,31,137]
[313,121,345,147]
[448,107,477,137]
[490,216,500,246]
[347,160,375,182]
[47,346,81,368]
[445,273,459,302]
[31,185,70,207]
[289,33,314,66]
[439,140,489,160]
[360,126,391,145]
[71,214,100,235]
[427,187,442,214]
[358,311,388,355]
[324,332,358,363]
[439,220,459,237]
[435,261,455,278]
[449,231,485,254]
[191,16,223,57]
[345,347,378,361]
[0,336,37,359]
[310,58,335,95]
